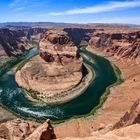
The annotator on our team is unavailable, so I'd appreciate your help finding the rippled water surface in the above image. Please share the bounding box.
[0,48,119,121]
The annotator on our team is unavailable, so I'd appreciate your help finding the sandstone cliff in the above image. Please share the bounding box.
[0,119,55,140]
[89,30,140,60]
[113,99,140,129]
[15,29,83,103]
[0,28,33,67]
[63,28,95,45]
[21,27,47,40]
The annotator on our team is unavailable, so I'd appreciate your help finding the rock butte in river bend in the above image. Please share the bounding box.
[15,29,83,102]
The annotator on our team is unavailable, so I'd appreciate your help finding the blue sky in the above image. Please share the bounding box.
[0,0,140,24]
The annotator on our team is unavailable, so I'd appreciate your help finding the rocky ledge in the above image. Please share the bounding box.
[1,99,140,140]
[0,119,56,140]
[89,30,140,61]
[0,28,33,67]
[15,29,84,104]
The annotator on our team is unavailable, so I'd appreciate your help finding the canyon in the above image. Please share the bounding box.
[0,24,140,140]
[89,29,140,60]
[0,27,47,75]
[15,29,85,104]
[0,28,32,67]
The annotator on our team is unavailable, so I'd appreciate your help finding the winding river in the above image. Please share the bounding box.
[0,47,120,121]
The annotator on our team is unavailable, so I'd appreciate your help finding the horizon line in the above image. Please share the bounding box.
[0,21,140,26]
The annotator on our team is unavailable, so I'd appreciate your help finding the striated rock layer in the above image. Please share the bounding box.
[0,119,56,140]
[0,28,33,67]
[113,99,140,129]
[15,29,83,103]
[89,30,140,60]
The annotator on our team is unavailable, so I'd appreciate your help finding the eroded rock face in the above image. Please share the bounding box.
[0,119,35,140]
[25,119,56,140]
[0,119,55,140]
[113,99,140,129]
[0,28,33,67]
[89,31,140,59]
[63,28,95,45]
[15,29,83,103]
[39,29,80,64]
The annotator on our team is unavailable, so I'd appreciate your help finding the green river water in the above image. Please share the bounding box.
[0,47,121,122]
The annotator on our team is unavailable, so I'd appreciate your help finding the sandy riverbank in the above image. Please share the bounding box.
[54,46,140,138]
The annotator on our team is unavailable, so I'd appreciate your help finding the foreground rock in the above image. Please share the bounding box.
[113,99,140,129]
[0,119,55,140]
[57,99,140,140]
[16,29,83,103]
[58,124,140,140]
[1,99,140,140]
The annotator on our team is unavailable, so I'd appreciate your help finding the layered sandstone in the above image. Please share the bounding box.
[53,28,140,138]
[0,28,33,67]
[15,29,83,103]
[113,99,140,129]
[89,30,140,60]
[0,119,55,140]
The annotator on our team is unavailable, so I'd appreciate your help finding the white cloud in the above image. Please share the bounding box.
[49,0,140,16]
